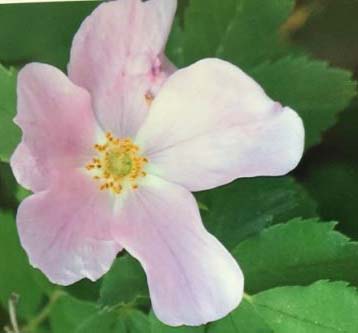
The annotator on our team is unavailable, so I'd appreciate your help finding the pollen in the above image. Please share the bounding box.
[85,132,148,195]
[145,91,154,107]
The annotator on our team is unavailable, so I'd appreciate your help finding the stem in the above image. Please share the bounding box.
[243,292,253,303]
[8,294,20,333]
[23,290,64,332]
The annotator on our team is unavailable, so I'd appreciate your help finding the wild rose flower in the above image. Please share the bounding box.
[10,0,304,327]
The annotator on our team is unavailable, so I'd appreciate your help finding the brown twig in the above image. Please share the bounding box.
[280,1,323,37]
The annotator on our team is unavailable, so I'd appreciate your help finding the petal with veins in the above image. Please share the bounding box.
[17,171,122,285]
[69,0,177,137]
[12,63,98,192]
[112,175,244,326]
[136,58,305,191]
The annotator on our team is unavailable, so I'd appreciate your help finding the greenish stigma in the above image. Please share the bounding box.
[106,151,133,178]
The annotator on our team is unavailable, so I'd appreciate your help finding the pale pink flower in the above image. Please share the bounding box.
[10,0,304,327]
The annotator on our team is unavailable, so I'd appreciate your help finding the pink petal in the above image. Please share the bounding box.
[17,171,122,285]
[136,59,305,191]
[11,142,46,192]
[112,175,244,326]
[68,0,177,137]
[12,63,98,192]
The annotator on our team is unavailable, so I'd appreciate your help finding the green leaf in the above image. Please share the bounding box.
[207,299,273,333]
[251,56,357,148]
[99,255,148,307]
[181,0,294,68]
[0,211,44,319]
[253,281,358,332]
[234,218,358,293]
[0,160,31,212]
[302,157,358,239]
[121,310,150,333]
[50,293,97,333]
[0,162,18,210]
[166,18,185,68]
[0,65,20,163]
[75,310,122,333]
[0,1,97,70]
[15,185,31,203]
[197,176,317,249]
[75,308,149,333]
[149,311,205,333]
[30,268,55,297]
[65,279,102,303]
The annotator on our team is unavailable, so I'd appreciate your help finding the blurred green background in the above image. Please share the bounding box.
[293,0,358,238]
[1,0,358,332]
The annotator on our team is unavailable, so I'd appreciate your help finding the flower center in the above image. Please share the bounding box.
[85,132,148,194]
[106,150,133,177]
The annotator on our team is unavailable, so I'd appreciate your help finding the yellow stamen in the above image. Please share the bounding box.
[85,132,148,195]
[145,91,154,107]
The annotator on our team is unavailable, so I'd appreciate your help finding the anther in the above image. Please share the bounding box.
[145,91,154,106]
